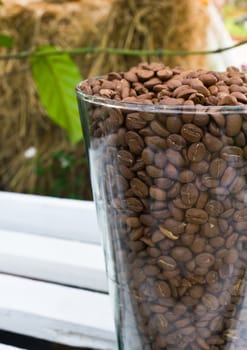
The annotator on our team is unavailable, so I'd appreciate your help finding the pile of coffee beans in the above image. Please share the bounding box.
[78,63,247,350]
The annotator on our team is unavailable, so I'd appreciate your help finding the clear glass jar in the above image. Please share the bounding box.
[76,87,247,350]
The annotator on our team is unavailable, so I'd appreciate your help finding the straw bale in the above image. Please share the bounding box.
[88,0,210,77]
[0,0,112,198]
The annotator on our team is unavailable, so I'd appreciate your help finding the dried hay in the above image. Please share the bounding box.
[88,0,209,77]
[0,0,112,198]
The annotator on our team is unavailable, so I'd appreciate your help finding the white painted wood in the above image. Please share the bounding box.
[0,274,116,349]
[0,192,101,244]
[0,229,108,292]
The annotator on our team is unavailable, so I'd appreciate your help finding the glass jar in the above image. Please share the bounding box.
[76,87,247,350]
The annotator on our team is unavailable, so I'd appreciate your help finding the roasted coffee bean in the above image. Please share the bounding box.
[226,114,242,136]
[203,132,223,152]
[130,178,149,198]
[167,133,186,150]
[205,200,224,217]
[181,183,199,206]
[209,158,226,178]
[171,246,192,262]
[157,256,177,270]
[125,131,144,154]
[185,208,208,224]
[188,142,207,162]
[181,123,203,143]
[195,253,215,268]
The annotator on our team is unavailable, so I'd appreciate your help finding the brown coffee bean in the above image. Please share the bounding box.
[190,160,209,174]
[201,175,219,188]
[125,131,144,154]
[126,197,144,212]
[196,192,208,209]
[185,208,208,224]
[221,146,244,167]
[205,200,224,217]
[181,183,199,206]
[150,120,169,137]
[126,217,141,228]
[171,246,192,262]
[233,208,247,221]
[167,134,186,150]
[179,169,195,183]
[144,136,166,150]
[146,165,163,178]
[155,280,172,297]
[206,271,219,284]
[209,158,226,178]
[220,166,236,187]
[181,123,203,143]
[126,112,147,130]
[224,248,239,264]
[166,116,183,133]
[166,149,185,167]
[136,69,154,81]
[191,237,206,253]
[202,293,219,310]
[195,253,215,268]
[130,178,148,198]
[154,177,174,190]
[117,150,134,167]
[157,68,173,80]
[203,132,223,152]
[157,256,177,270]
[165,163,178,179]
[226,114,242,136]
[209,236,225,249]
[188,142,207,162]
[150,186,167,201]
[229,176,245,193]
[189,285,204,299]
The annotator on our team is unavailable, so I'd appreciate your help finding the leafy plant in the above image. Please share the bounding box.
[30,46,83,143]
[34,150,92,199]
[0,34,13,48]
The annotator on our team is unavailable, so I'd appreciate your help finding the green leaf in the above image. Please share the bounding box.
[0,34,13,48]
[31,46,82,143]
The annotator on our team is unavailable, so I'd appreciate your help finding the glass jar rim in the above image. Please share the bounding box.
[76,83,247,115]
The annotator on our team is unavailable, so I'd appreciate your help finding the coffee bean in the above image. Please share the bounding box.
[130,178,148,198]
[171,246,192,262]
[202,293,219,310]
[191,237,206,253]
[205,200,224,217]
[188,142,207,162]
[226,114,242,136]
[195,253,215,268]
[157,256,177,270]
[203,132,223,152]
[125,131,144,154]
[221,146,244,167]
[167,134,186,150]
[150,186,167,201]
[209,158,226,178]
[186,208,208,224]
[181,183,199,207]
[181,123,203,143]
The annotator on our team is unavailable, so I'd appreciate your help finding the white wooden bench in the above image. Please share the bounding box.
[0,191,117,349]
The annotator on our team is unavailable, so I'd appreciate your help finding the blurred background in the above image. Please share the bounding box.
[0,0,246,202]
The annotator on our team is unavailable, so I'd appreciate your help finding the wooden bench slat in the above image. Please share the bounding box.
[0,274,116,349]
[0,229,107,292]
[0,192,100,244]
